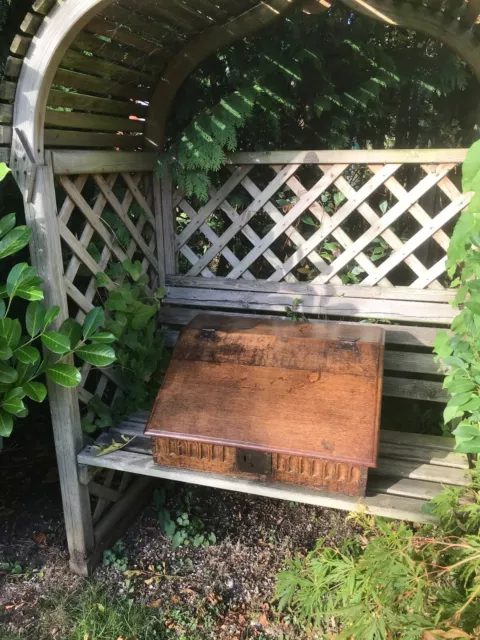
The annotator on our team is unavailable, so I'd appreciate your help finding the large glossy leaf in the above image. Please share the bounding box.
[0,299,5,320]
[76,344,116,367]
[23,381,48,403]
[0,227,32,260]
[60,318,83,349]
[26,302,46,337]
[82,308,104,339]
[0,318,22,349]
[0,410,13,437]
[131,303,157,330]
[6,263,29,296]
[46,364,82,388]
[0,213,16,239]
[14,345,41,365]
[41,332,71,355]
[0,362,18,384]
[462,139,480,192]
[2,392,26,415]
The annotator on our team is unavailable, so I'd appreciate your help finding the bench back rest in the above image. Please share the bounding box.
[160,149,472,406]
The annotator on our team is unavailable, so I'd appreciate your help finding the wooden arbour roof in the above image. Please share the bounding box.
[1,0,480,176]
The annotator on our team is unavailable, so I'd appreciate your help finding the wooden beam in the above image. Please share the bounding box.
[228,148,468,165]
[52,150,156,174]
[10,0,113,168]
[145,0,296,148]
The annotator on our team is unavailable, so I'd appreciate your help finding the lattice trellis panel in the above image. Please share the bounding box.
[54,170,159,411]
[174,160,471,289]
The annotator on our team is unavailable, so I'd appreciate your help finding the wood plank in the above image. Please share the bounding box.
[229,149,468,165]
[52,150,156,174]
[372,459,468,485]
[0,80,17,101]
[85,15,171,57]
[0,104,13,124]
[45,130,144,149]
[10,35,31,57]
[158,306,446,348]
[47,89,148,118]
[77,447,435,524]
[45,110,145,133]
[384,351,441,375]
[383,377,447,403]
[53,68,151,102]
[165,275,456,303]
[60,50,154,86]
[4,56,23,79]
[367,476,445,501]
[164,286,456,324]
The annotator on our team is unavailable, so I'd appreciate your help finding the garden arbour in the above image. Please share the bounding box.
[1,0,479,575]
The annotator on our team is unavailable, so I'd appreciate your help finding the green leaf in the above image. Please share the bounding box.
[0,410,13,438]
[14,345,41,365]
[445,379,476,394]
[26,302,46,337]
[448,392,473,407]
[465,301,480,315]
[171,531,185,548]
[60,318,83,349]
[0,318,22,349]
[2,395,26,416]
[0,340,12,360]
[0,227,32,259]
[82,308,105,339]
[122,260,143,282]
[131,303,157,330]
[444,403,465,424]
[442,356,466,369]
[0,299,5,320]
[41,332,71,355]
[0,213,16,240]
[46,364,81,388]
[452,423,480,439]
[434,331,452,359]
[95,272,112,288]
[89,332,117,344]
[23,382,47,403]
[43,306,60,329]
[6,263,29,296]
[75,344,116,367]
[155,287,166,300]
[0,362,18,385]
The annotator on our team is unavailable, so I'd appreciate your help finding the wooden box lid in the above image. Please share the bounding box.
[145,314,385,468]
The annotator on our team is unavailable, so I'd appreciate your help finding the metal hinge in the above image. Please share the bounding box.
[336,337,360,352]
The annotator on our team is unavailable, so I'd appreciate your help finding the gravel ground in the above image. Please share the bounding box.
[0,439,360,639]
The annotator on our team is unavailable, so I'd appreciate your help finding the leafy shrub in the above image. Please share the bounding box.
[0,163,116,444]
[84,260,166,432]
[434,141,480,455]
[276,468,480,639]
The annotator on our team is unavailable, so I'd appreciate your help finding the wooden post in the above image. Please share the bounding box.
[12,150,94,575]
[159,172,177,276]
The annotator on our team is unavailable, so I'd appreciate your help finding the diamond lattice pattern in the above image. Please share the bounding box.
[55,171,158,408]
[175,161,468,289]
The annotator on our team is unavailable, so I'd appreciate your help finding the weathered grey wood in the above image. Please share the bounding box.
[94,476,152,544]
[164,286,456,324]
[166,275,456,303]
[77,447,435,524]
[229,149,468,165]
[17,152,94,575]
[160,172,177,276]
[52,151,156,175]
[372,459,469,486]
[383,377,447,403]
